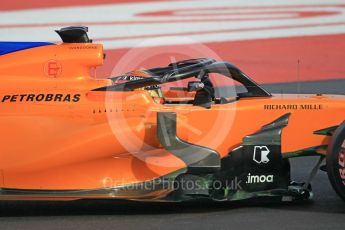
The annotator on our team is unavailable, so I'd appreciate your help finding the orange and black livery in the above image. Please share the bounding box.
[0,27,344,203]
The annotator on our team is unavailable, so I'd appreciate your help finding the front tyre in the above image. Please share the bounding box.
[326,121,345,202]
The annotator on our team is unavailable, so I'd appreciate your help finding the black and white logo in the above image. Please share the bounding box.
[253,146,270,164]
[246,173,274,184]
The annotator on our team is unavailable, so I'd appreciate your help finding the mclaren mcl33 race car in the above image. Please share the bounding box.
[0,26,344,203]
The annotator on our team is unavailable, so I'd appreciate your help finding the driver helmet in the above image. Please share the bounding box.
[112,70,164,103]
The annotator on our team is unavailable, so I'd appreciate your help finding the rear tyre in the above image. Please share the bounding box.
[326,122,345,202]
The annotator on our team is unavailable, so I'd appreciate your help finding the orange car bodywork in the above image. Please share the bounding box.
[0,41,344,200]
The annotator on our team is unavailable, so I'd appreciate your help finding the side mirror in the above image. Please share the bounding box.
[187,81,204,92]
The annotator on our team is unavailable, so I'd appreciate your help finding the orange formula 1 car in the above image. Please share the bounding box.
[0,26,344,203]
